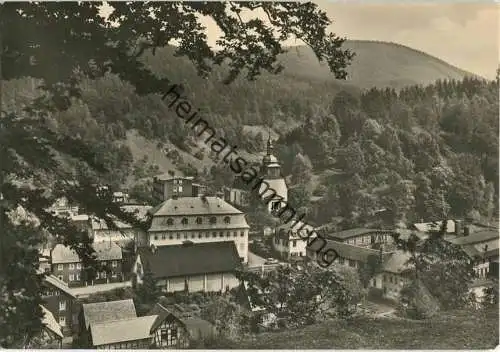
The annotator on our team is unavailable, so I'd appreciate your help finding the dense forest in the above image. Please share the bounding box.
[3,48,498,230]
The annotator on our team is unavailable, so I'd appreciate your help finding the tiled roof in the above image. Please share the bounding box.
[51,242,122,264]
[449,230,499,246]
[40,305,63,339]
[90,315,157,346]
[149,221,249,232]
[43,274,76,298]
[138,241,242,279]
[328,228,395,240]
[150,196,243,217]
[307,238,390,263]
[82,299,137,329]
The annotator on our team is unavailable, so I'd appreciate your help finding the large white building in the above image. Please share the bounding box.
[272,221,314,260]
[259,135,288,213]
[141,196,250,263]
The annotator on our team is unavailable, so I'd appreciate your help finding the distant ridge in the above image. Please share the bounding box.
[279,39,482,90]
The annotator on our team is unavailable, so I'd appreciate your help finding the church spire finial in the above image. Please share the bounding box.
[267,128,273,155]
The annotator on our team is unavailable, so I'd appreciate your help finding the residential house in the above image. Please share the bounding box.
[327,228,397,249]
[152,174,206,204]
[26,306,64,348]
[89,218,138,246]
[41,273,78,336]
[306,239,411,300]
[133,241,242,293]
[147,303,216,348]
[81,299,214,349]
[143,196,250,263]
[49,196,79,218]
[272,221,314,260]
[51,242,123,287]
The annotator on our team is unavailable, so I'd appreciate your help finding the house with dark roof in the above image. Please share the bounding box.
[133,241,242,293]
[51,242,124,287]
[327,228,398,249]
[41,273,78,336]
[272,221,314,260]
[144,195,250,263]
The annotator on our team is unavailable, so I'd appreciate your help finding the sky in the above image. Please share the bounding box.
[316,1,499,79]
[100,1,499,79]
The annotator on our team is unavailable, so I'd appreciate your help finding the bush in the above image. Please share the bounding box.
[399,280,440,320]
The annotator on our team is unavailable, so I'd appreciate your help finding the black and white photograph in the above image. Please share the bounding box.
[0,0,498,349]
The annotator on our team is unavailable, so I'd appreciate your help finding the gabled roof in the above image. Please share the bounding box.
[82,299,137,329]
[137,241,242,279]
[90,315,158,346]
[43,274,76,298]
[328,228,396,240]
[150,196,243,217]
[51,242,122,264]
[40,305,63,339]
[307,238,390,263]
[449,230,499,246]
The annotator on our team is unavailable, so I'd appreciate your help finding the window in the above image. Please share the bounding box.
[176,233,181,240]
[183,233,188,239]
[166,218,174,226]
[339,258,345,265]
[219,231,224,237]
[59,316,66,327]
[58,275,63,281]
[198,233,202,238]
[169,234,174,240]
[173,179,178,184]
[209,216,217,224]
[178,186,183,192]
[76,273,80,281]
[69,263,75,270]
[240,231,244,237]
[101,271,107,279]
[59,300,66,311]
[162,234,166,240]
[226,232,230,238]
[57,264,63,271]
[224,216,231,224]
[383,275,387,282]
[212,232,216,238]
[112,261,117,268]
[178,179,183,184]
[292,240,297,247]
[154,235,158,240]
[205,232,210,238]
[69,274,74,281]
[233,231,237,237]
[271,202,280,211]
[76,263,81,270]
[196,217,203,225]
[181,218,188,225]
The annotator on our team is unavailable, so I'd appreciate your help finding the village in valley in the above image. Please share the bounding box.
[32,134,498,349]
[1,1,499,350]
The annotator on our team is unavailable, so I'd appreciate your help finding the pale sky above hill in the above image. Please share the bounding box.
[100,2,499,79]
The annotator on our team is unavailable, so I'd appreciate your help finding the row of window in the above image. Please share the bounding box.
[162,216,232,226]
[57,272,117,282]
[275,238,298,247]
[383,274,404,285]
[56,261,118,271]
[153,230,245,241]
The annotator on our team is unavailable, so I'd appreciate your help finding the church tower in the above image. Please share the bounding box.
[260,132,288,213]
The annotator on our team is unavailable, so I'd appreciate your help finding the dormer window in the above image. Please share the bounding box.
[166,218,174,226]
[224,216,231,224]
[196,217,203,225]
[181,218,188,225]
[209,216,217,224]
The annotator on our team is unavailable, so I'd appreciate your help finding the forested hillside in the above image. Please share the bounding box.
[2,42,498,229]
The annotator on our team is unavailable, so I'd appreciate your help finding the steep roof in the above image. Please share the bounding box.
[82,299,137,329]
[137,241,242,279]
[150,196,243,217]
[43,274,76,298]
[90,315,158,346]
[40,305,63,339]
[449,230,499,246]
[51,242,122,264]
